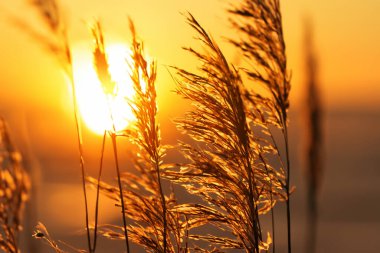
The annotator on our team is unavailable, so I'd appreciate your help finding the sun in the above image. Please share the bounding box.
[72,43,135,135]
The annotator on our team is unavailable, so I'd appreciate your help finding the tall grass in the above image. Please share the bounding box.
[229,1,292,251]
[165,13,287,253]
[11,0,294,252]
[0,118,30,253]
[87,19,192,253]
[128,20,167,252]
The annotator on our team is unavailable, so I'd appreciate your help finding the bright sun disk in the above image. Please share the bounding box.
[72,43,135,135]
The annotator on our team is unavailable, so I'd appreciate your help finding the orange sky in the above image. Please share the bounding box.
[1,0,380,115]
[0,0,379,165]
[283,0,380,110]
[0,0,379,158]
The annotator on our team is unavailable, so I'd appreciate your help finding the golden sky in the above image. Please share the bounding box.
[283,0,380,110]
[0,0,379,159]
[1,0,380,114]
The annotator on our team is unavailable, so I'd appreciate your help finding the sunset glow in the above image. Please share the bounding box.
[72,44,135,134]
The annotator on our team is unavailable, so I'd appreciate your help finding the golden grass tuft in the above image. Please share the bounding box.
[87,19,192,253]
[163,13,287,252]
[229,1,293,251]
[0,118,30,253]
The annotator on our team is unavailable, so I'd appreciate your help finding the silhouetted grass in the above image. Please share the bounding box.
[164,12,288,253]
[8,1,294,252]
[87,19,192,253]
[229,1,292,252]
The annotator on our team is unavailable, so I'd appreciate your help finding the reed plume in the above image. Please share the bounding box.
[128,19,168,252]
[0,118,30,253]
[92,21,115,96]
[229,1,292,251]
[166,13,286,252]
[28,0,72,71]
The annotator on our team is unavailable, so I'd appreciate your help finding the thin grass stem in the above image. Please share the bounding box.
[67,70,93,253]
[271,207,275,253]
[259,153,276,253]
[110,133,130,253]
[246,158,260,252]
[283,123,291,253]
[92,130,107,252]
[154,161,167,252]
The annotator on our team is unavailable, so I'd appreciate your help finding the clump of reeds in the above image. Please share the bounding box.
[0,118,30,253]
[229,1,292,251]
[165,13,287,252]
[22,1,191,250]
[18,1,293,252]
[87,19,193,253]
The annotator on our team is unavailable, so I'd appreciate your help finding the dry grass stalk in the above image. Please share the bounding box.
[303,19,322,253]
[29,0,72,70]
[0,118,30,253]
[128,19,168,252]
[90,20,131,253]
[28,0,93,251]
[91,130,106,253]
[166,13,286,252]
[229,1,292,251]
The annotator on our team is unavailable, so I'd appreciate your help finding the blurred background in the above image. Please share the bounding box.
[0,0,379,252]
